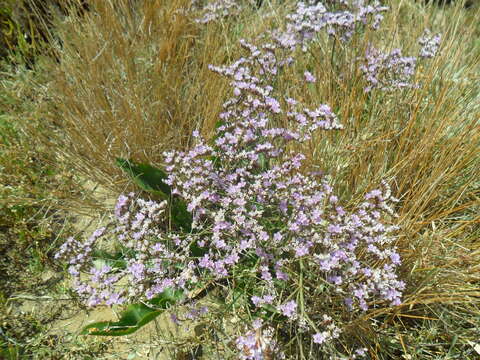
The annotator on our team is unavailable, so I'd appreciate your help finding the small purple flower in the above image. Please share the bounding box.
[128,262,145,281]
[105,292,124,306]
[313,332,327,344]
[304,71,316,83]
[278,300,297,319]
[295,244,309,257]
[355,348,368,357]
[418,29,441,59]
[170,313,180,325]
[276,269,289,281]
[390,252,401,265]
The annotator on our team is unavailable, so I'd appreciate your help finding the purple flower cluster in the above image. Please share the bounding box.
[312,315,341,345]
[192,0,241,24]
[55,227,106,275]
[278,300,298,320]
[271,0,389,51]
[56,194,198,306]
[55,226,127,307]
[236,319,285,360]
[360,46,418,92]
[304,70,316,83]
[360,28,441,93]
[418,29,441,59]
[164,25,403,350]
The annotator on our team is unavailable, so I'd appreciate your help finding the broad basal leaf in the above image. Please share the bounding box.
[81,288,184,336]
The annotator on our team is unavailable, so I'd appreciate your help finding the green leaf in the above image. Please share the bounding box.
[258,153,269,171]
[115,158,171,198]
[260,303,279,315]
[0,344,20,360]
[189,242,206,257]
[171,199,192,232]
[81,288,184,336]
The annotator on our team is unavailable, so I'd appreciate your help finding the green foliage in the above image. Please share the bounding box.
[0,0,43,63]
[0,65,73,297]
[0,0,89,64]
[80,288,184,336]
[0,344,20,360]
[0,61,83,357]
[115,157,171,198]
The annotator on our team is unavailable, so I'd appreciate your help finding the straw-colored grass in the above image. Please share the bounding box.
[33,0,250,198]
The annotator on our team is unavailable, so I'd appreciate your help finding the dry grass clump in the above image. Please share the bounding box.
[34,0,264,197]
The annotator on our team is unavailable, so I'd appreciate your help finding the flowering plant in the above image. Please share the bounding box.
[54,1,426,357]
[57,56,402,360]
